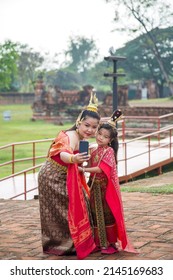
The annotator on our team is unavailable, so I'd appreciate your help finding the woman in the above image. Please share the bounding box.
[79,110,136,254]
[38,92,100,260]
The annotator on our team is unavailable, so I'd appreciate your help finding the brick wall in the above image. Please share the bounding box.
[0,93,34,105]
[99,105,173,117]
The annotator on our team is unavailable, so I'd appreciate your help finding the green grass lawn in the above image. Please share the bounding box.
[121,184,173,194]
[129,97,173,106]
[0,104,96,178]
[0,104,73,178]
[0,104,71,145]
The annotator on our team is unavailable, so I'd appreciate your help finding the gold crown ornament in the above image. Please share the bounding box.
[86,90,98,113]
[76,90,99,126]
[107,109,123,128]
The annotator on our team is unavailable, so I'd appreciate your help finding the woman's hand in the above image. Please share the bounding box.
[73,152,90,164]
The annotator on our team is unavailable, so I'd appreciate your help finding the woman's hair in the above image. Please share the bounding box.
[67,109,100,131]
[98,122,119,163]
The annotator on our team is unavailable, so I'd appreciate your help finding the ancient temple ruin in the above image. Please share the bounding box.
[31,76,129,123]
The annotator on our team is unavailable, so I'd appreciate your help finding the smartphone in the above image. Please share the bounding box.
[79,140,89,155]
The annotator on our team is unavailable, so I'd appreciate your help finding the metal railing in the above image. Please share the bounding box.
[118,125,173,182]
[1,113,173,180]
[0,138,54,177]
[4,164,42,200]
[102,112,173,141]
[0,115,173,199]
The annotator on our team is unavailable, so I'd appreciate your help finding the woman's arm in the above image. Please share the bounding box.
[59,131,90,164]
[60,152,90,164]
[60,152,75,163]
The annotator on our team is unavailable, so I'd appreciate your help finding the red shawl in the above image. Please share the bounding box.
[91,146,137,253]
[49,131,96,259]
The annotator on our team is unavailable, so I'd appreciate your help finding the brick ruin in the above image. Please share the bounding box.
[31,76,129,122]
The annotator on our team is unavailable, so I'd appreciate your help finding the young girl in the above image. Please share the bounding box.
[79,110,136,255]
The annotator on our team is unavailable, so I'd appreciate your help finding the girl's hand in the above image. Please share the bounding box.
[73,152,90,164]
[89,142,97,149]
[78,166,83,172]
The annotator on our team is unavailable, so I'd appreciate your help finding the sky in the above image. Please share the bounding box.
[0,0,129,61]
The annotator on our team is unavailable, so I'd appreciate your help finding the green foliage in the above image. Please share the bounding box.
[0,41,45,92]
[0,40,19,91]
[106,0,173,35]
[106,0,173,95]
[65,35,99,74]
[17,44,45,92]
[116,27,173,95]
[44,35,101,89]
[44,68,82,90]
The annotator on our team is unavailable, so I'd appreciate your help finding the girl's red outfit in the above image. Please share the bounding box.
[89,145,137,253]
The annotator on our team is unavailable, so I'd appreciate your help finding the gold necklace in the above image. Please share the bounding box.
[75,129,84,140]
[93,146,108,163]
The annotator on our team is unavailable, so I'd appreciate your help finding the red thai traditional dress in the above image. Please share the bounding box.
[89,145,136,253]
[38,131,96,259]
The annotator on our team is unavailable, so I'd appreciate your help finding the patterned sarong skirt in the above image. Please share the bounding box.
[89,177,118,248]
[38,159,74,255]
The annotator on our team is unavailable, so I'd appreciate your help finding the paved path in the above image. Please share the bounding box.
[0,190,173,260]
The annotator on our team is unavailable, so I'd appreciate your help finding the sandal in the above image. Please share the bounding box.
[101,244,118,255]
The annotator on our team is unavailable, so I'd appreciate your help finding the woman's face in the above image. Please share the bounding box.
[78,116,99,139]
[96,128,111,147]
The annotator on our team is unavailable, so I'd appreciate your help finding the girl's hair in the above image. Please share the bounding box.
[67,109,100,131]
[98,122,119,163]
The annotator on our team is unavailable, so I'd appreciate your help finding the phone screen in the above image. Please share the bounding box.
[79,140,89,155]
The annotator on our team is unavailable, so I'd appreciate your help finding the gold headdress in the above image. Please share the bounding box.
[107,109,123,128]
[86,90,98,113]
[76,90,99,126]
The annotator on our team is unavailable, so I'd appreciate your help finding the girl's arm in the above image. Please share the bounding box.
[79,165,102,174]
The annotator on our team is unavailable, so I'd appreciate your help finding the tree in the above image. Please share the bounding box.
[116,27,173,97]
[106,0,173,94]
[43,36,99,90]
[17,44,45,92]
[0,40,19,91]
[64,36,99,74]
[45,68,82,90]
[86,60,112,90]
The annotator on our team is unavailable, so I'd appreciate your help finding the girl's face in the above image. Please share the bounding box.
[78,116,99,139]
[96,128,111,147]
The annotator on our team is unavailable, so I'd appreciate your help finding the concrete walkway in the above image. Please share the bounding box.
[0,190,173,260]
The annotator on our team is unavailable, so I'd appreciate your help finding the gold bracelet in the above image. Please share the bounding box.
[69,155,74,163]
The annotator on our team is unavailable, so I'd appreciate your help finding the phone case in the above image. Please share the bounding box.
[79,140,89,154]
